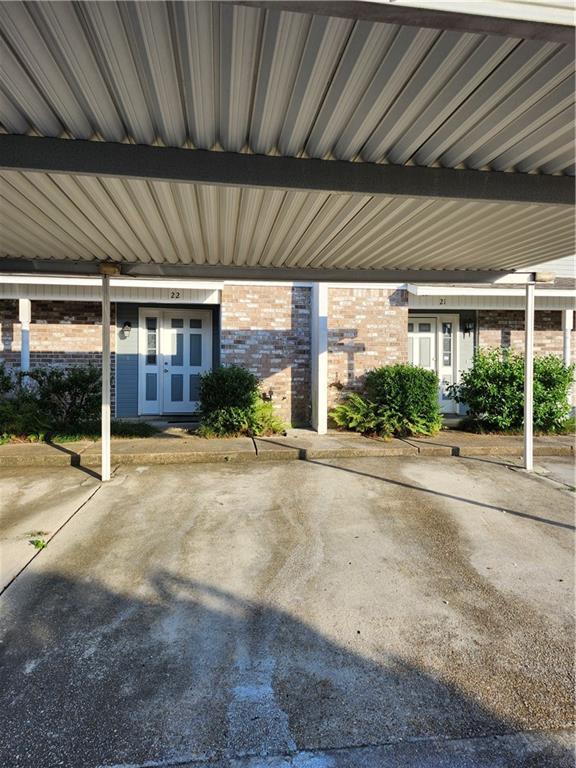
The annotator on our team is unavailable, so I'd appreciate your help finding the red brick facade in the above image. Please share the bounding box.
[327,287,409,407]
[478,310,575,360]
[220,285,311,425]
[0,300,116,405]
[1,296,572,425]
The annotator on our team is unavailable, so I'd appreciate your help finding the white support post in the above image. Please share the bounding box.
[18,299,31,374]
[562,309,574,406]
[101,274,111,482]
[562,309,573,366]
[311,282,328,434]
[524,282,535,471]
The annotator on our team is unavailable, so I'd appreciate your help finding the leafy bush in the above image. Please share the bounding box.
[26,365,101,429]
[198,365,285,437]
[199,365,260,412]
[331,393,395,438]
[0,363,162,443]
[449,348,574,433]
[0,395,49,442]
[0,362,12,396]
[331,364,442,438]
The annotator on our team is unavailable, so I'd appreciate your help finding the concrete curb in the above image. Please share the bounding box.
[0,441,572,468]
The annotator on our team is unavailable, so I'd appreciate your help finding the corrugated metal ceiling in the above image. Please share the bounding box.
[1,170,573,273]
[0,0,574,175]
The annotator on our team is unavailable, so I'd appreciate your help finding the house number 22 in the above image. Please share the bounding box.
[170,291,181,299]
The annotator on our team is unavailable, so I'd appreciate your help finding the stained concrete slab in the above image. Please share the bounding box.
[534,457,576,489]
[0,458,574,767]
[0,466,100,591]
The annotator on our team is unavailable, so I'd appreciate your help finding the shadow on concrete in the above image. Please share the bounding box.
[307,459,576,532]
[0,570,572,767]
[45,440,103,481]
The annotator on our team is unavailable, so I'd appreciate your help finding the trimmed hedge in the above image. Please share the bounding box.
[197,365,285,437]
[332,364,442,438]
[449,348,574,433]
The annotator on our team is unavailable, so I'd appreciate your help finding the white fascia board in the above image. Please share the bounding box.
[390,1,575,25]
[0,275,224,290]
[407,284,575,298]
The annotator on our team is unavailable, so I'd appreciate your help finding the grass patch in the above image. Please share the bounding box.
[2,420,160,444]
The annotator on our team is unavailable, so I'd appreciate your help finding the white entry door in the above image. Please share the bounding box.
[408,317,437,371]
[138,308,212,415]
[408,315,459,414]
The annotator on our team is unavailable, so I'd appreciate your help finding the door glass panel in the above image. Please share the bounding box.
[171,374,183,402]
[418,323,431,332]
[190,374,200,401]
[171,319,184,328]
[145,373,157,401]
[171,333,183,366]
[442,323,452,366]
[408,322,414,332]
[419,338,431,368]
[145,318,157,365]
[190,318,202,329]
[190,334,202,366]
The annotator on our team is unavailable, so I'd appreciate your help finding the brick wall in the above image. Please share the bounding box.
[0,300,116,408]
[478,310,575,360]
[220,285,311,426]
[478,309,576,404]
[328,287,409,407]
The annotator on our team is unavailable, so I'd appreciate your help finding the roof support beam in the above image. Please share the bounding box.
[0,134,573,206]
[0,257,532,284]
[237,1,575,44]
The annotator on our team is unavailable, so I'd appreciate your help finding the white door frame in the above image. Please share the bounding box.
[137,307,212,416]
[409,313,460,413]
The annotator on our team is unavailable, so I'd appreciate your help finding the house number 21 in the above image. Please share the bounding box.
[439,298,447,305]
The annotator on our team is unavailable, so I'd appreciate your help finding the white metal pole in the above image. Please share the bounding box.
[524,282,535,471]
[311,283,328,434]
[562,309,573,366]
[562,309,574,407]
[101,274,111,482]
[18,299,31,374]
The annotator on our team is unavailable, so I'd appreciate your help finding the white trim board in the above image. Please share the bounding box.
[407,284,576,297]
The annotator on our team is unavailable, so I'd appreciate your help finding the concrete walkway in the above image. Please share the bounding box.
[0,429,573,469]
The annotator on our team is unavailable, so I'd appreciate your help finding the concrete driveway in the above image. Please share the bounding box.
[0,457,574,768]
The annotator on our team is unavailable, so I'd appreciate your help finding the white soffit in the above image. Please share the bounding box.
[0,0,574,176]
[390,1,575,26]
[0,170,574,273]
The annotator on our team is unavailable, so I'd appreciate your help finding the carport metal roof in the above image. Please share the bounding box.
[0,0,574,280]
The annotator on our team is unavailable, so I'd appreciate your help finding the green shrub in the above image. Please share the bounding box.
[449,348,574,433]
[0,362,12,396]
[0,363,162,443]
[199,365,260,412]
[331,364,442,438]
[0,395,49,442]
[26,365,101,429]
[198,365,285,437]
